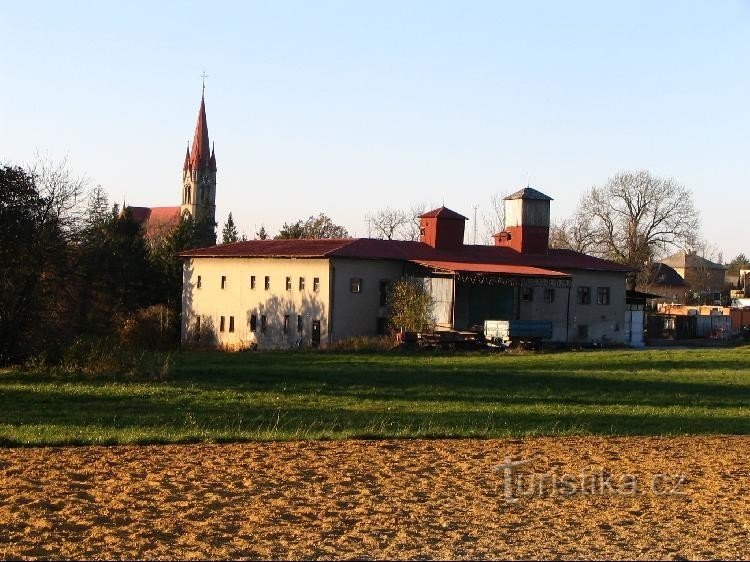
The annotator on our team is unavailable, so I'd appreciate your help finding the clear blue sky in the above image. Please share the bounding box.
[2,1,748,258]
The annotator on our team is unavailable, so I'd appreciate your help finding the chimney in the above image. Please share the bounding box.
[419,207,468,250]
[493,187,551,254]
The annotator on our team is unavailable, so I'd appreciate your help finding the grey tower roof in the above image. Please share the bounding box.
[504,187,553,201]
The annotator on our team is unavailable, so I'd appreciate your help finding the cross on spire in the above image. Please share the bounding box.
[201,70,209,96]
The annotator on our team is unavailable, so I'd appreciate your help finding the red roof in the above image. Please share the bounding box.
[180,238,630,273]
[127,206,181,238]
[412,260,570,278]
[188,94,211,172]
[419,206,468,220]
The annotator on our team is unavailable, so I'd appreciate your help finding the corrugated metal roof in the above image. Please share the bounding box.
[180,238,631,272]
[411,260,570,278]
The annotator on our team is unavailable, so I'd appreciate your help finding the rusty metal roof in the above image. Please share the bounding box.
[411,260,570,278]
[180,238,630,272]
[418,206,468,220]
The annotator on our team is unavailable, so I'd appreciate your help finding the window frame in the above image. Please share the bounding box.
[221,275,227,290]
[250,275,256,290]
[313,277,320,292]
[264,276,270,290]
[577,286,591,305]
[544,288,555,303]
[219,315,226,332]
[229,316,235,333]
[250,314,257,332]
[350,277,362,294]
[596,287,611,305]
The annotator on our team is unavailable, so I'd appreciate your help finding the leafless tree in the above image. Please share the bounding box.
[566,170,700,287]
[367,203,427,241]
[548,213,597,254]
[481,193,508,244]
[27,155,89,241]
[366,207,409,240]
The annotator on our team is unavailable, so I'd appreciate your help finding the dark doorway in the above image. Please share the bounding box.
[311,320,321,348]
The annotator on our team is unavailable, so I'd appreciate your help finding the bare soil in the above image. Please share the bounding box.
[1,437,748,560]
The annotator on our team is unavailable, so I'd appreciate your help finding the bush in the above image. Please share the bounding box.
[117,305,178,351]
[387,277,435,333]
[58,335,172,380]
[328,335,398,352]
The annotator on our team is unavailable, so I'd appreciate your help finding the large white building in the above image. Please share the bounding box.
[180,188,633,349]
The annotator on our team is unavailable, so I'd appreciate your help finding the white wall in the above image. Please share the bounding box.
[182,257,331,349]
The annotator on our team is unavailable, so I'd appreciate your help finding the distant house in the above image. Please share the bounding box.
[661,250,727,303]
[180,188,631,349]
[641,263,689,304]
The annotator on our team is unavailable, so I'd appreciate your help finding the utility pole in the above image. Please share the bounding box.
[473,204,478,245]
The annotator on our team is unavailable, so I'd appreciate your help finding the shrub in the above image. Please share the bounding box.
[387,277,435,333]
[117,305,178,351]
[328,335,398,352]
[58,335,173,380]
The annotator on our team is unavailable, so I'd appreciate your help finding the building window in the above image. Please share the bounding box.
[297,314,303,333]
[250,314,257,332]
[577,286,591,305]
[229,316,235,333]
[350,278,362,293]
[379,281,389,306]
[286,277,292,291]
[221,275,227,289]
[220,316,226,332]
[299,277,305,291]
[197,275,202,289]
[283,314,289,334]
[577,324,589,339]
[261,315,267,333]
[195,316,201,336]
[597,287,611,305]
[521,287,534,301]
[376,317,388,335]
[250,275,256,289]
[544,288,555,303]
[264,276,270,290]
[313,277,320,292]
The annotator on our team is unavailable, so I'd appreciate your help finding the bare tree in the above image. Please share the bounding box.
[366,207,409,240]
[27,155,89,241]
[548,213,597,254]
[481,193,508,244]
[367,203,427,241]
[570,170,700,286]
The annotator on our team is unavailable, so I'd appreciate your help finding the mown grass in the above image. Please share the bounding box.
[1,347,749,445]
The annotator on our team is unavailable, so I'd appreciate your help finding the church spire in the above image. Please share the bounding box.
[183,142,191,171]
[189,91,211,171]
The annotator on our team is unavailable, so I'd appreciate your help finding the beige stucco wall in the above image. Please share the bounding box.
[182,257,331,349]
[518,284,571,342]
[329,258,405,341]
[563,270,627,344]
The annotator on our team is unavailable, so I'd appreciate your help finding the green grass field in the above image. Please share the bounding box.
[1,347,749,445]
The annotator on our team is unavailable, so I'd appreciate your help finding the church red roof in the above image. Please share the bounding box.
[188,94,211,172]
[127,206,181,238]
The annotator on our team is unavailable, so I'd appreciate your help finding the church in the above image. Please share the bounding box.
[128,89,217,240]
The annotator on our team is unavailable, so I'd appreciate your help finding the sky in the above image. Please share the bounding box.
[1,0,749,258]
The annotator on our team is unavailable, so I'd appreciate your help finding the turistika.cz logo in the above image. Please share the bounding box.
[493,457,687,503]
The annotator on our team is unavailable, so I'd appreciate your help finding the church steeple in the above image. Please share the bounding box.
[181,88,217,234]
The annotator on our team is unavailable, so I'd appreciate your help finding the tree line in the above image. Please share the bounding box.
[0,160,213,365]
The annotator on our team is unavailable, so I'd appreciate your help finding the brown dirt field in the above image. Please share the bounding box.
[0,437,748,560]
